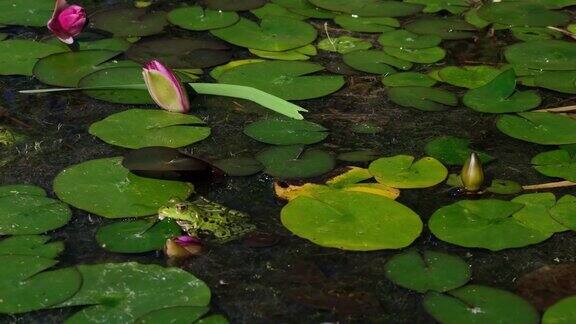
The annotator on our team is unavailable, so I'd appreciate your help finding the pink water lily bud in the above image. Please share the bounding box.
[142,60,190,113]
[47,0,86,44]
[165,236,203,258]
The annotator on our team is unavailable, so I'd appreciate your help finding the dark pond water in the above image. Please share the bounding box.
[1,1,576,323]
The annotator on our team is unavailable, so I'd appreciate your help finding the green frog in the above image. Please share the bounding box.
[158,197,256,243]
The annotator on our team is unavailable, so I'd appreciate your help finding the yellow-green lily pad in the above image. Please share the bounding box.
[0,40,65,76]
[497,112,576,145]
[256,145,335,178]
[532,145,576,181]
[369,155,448,188]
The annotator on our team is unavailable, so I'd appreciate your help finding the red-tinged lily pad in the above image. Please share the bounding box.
[517,263,576,311]
[89,7,168,37]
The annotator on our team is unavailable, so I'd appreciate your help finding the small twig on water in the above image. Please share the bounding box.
[522,181,576,191]
[534,105,576,113]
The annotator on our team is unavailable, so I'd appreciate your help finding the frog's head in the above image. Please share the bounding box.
[158,198,202,222]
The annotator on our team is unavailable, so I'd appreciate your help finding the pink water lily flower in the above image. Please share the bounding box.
[47,0,86,44]
[142,60,190,113]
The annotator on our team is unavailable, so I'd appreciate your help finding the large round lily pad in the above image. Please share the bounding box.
[343,50,412,74]
[168,6,239,31]
[382,72,436,87]
[89,109,211,149]
[0,0,53,27]
[534,70,576,94]
[369,155,448,188]
[436,65,501,89]
[384,46,446,64]
[244,119,328,145]
[543,296,576,324]
[218,61,344,100]
[90,8,168,37]
[405,18,476,40]
[271,0,336,18]
[477,2,569,27]
[211,17,317,52]
[405,0,469,14]
[251,3,307,20]
[205,0,266,11]
[424,285,539,324]
[212,157,263,176]
[0,235,63,259]
[505,40,576,71]
[317,36,372,54]
[388,87,457,111]
[308,0,423,17]
[256,145,335,179]
[334,15,398,33]
[385,250,471,293]
[136,306,210,324]
[281,190,422,250]
[424,136,494,166]
[96,219,181,253]
[378,30,441,49]
[511,193,568,234]
[59,262,211,323]
[497,112,576,145]
[79,67,153,104]
[532,146,576,182]
[0,40,65,76]
[53,157,194,218]
[550,195,576,231]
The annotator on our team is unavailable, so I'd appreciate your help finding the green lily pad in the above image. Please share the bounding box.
[33,50,123,87]
[337,150,380,162]
[465,7,491,29]
[308,0,423,17]
[369,155,448,188]
[505,40,576,71]
[89,109,211,149]
[477,2,569,27]
[405,18,476,40]
[168,6,239,30]
[197,315,229,324]
[343,50,412,74]
[53,157,193,218]
[429,199,551,250]
[210,59,264,80]
[405,0,469,14]
[388,87,458,111]
[0,235,63,259]
[424,136,494,166]
[218,61,345,100]
[378,30,441,49]
[0,40,65,76]
[334,15,398,33]
[382,72,436,87]
[126,38,231,69]
[0,255,81,314]
[385,250,471,293]
[281,189,422,250]
[211,17,316,52]
[485,179,523,195]
[497,112,576,145]
[42,37,133,52]
[79,67,153,104]
[205,0,266,11]
[271,0,336,18]
[534,70,576,94]
[436,65,502,89]
[59,262,210,323]
[0,188,71,235]
[0,0,53,27]
[90,8,168,37]
[251,3,306,20]
[511,193,568,234]
[511,27,563,41]
[244,119,328,145]
[424,285,539,324]
[249,45,316,61]
[383,46,446,64]
[136,306,210,324]
[463,70,541,113]
[0,184,46,197]
[317,36,372,54]
[532,145,576,181]
[212,157,263,176]
[96,219,181,253]
[550,195,576,231]
[256,145,335,179]
[543,296,576,324]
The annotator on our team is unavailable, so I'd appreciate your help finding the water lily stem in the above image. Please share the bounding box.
[522,181,576,191]
[534,105,576,113]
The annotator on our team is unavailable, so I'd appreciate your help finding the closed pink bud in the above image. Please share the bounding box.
[142,60,190,113]
[47,0,86,44]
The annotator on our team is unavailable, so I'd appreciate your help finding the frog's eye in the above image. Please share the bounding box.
[175,204,188,212]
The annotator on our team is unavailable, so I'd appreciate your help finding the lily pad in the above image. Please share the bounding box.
[424,285,539,324]
[388,87,457,111]
[382,72,436,87]
[272,0,335,18]
[126,38,231,69]
[369,155,448,188]
[251,3,306,20]
[497,112,576,145]
[405,0,469,14]
[0,0,53,27]
[53,157,193,218]
[256,145,335,179]
[334,15,398,33]
[218,61,345,100]
[534,70,576,94]
[79,67,153,104]
[463,70,541,113]
[511,27,563,42]
[136,306,210,324]
[308,0,423,17]
[0,255,81,314]
[378,30,441,49]
[168,6,239,31]
[90,8,168,37]
[532,146,576,181]
[505,40,576,71]
[210,59,264,80]
[249,45,316,61]
[0,235,64,259]
[211,17,317,52]
[281,189,422,250]
[343,50,412,74]
[550,195,576,231]
[0,40,65,76]
[385,250,471,293]
[244,119,328,145]
[317,36,372,54]
[511,193,568,234]
[436,65,502,89]
[89,109,211,149]
[59,262,211,323]
[0,184,46,197]
[543,296,576,324]
[429,199,551,250]
[405,18,476,40]
[383,46,446,64]
[485,179,523,195]
[33,50,123,87]
[205,0,266,11]
[424,136,494,166]
[212,157,263,176]
[96,219,181,253]
[477,2,569,27]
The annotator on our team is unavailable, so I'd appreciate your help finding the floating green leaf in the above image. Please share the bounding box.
[497,112,576,145]
[0,40,65,76]
[405,0,469,14]
[388,87,457,111]
[436,65,502,89]
[343,50,412,74]
[211,17,317,52]
[405,18,476,40]
[385,250,471,293]
[281,189,422,250]
[54,157,193,218]
[0,235,63,259]
[308,0,423,17]
[89,8,168,37]
[0,0,53,27]
[550,195,576,231]
[511,27,563,42]
[272,0,336,19]
[96,219,181,253]
[478,2,569,27]
[378,30,441,49]
[424,136,494,166]
[136,306,210,324]
[210,59,264,80]
[543,296,576,324]
[0,185,46,197]
[424,285,539,324]
[213,157,263,176]
[317,36,372,54]
[205,0,266,11]
[382,72,436,87]
[89,109,210,149]
[334,15,398,33]
[218,61,344,100]
[244,119,328,145]
[532,146,576,181]
[505,40,576,71]
[511,193,568,234]
[251,3,306,20]
[485,179,523,195]
[256,145,335,178]
[369,155,448,188]
[249,45,316,61]
[534,70,576,94]
[384,46,446,64]
[79,67,153,104]
[168,6,239,30]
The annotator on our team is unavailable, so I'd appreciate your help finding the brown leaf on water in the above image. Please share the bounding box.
[516,263,576,310]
